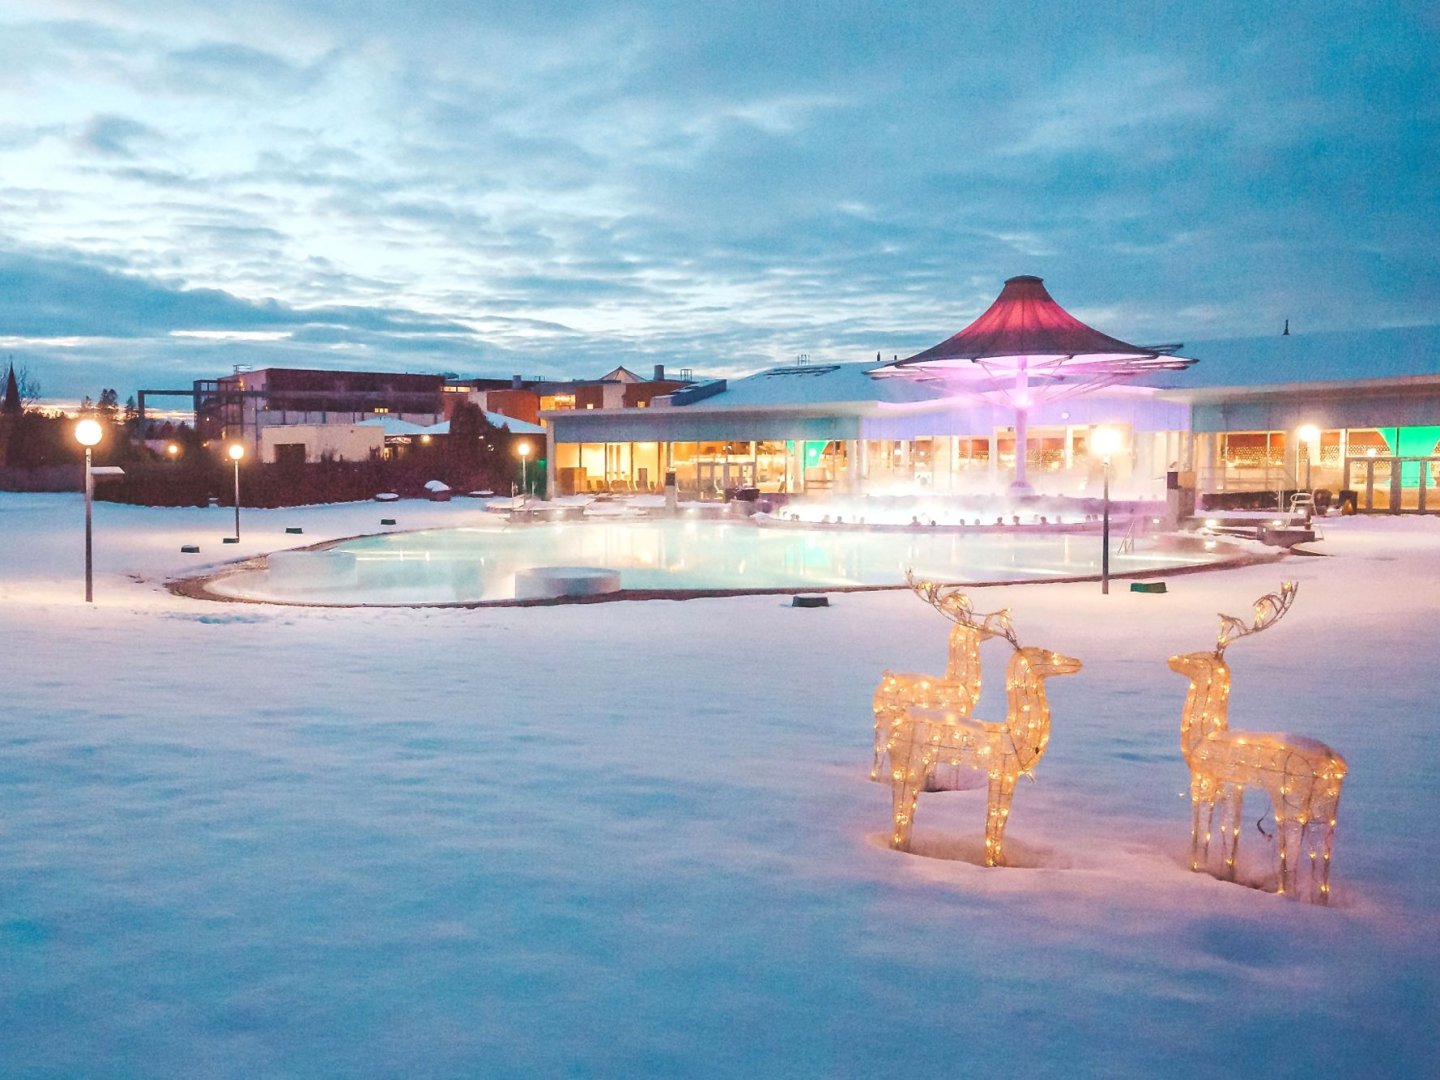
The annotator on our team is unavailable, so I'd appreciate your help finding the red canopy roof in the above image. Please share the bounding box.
[889,275,1182,368]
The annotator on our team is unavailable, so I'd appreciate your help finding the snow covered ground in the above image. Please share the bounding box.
[2,493,1436,1077]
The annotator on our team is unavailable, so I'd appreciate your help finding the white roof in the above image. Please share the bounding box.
[677,362,946,412]
[358,413,544,436]
[358,417,449,437]
[1146,324,1440,390]
[484,411,544,434]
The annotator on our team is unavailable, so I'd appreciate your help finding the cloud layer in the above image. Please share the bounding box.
[0,1,1435,400]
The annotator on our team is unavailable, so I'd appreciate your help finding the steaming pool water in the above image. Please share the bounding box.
[200,517,1237,606]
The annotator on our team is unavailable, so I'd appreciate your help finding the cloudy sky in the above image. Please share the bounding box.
[0,0,1435,403]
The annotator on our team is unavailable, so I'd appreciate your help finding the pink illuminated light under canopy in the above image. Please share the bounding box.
[872,276,1197,488]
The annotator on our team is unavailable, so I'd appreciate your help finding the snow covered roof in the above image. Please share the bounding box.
[358,417,449,437]
[483,411,544,434]
[357,413,544,436]
[673,362,945,412]
[1148,324,1440,392]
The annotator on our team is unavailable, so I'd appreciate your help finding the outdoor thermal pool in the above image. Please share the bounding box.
[199,516,1239,605]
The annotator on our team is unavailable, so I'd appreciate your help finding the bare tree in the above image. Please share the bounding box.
[17,365,41,407]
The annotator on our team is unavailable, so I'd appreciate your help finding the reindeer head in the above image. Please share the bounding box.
[904,570,1018,649]
[1018,647,1082,680]
[1167,582,1297,680]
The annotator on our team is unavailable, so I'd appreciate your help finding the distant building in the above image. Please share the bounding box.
[449,364,691,428]
[196,368,446,461]
[195,364,682,465]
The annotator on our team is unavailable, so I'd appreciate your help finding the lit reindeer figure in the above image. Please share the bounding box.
[886,585,1081,866]
[1168,583,1348,903]
[871,574,1009,784]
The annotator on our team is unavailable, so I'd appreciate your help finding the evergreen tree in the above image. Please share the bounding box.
[3,363,20,416]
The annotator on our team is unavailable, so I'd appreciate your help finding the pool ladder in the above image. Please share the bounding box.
[1116,514,1144,556]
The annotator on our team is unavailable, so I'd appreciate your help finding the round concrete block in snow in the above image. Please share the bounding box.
[514,566,622,600]
[267,549,358,590]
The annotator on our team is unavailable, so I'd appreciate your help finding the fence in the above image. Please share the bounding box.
[0,465,84,492]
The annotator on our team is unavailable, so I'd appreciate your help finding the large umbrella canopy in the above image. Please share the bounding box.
[876,275,1195,389]
[872,276,1196,489]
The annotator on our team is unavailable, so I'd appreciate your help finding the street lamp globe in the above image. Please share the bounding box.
[1092,426,1123,461]
[75,418,103,447]
[228,443,245,462]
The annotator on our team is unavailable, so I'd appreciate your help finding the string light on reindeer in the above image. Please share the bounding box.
[871,572,1011,784]
[884,574,1081,866]
[1168,582,1348,903]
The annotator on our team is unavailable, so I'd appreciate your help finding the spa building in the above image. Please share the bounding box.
[542,324,1440,512]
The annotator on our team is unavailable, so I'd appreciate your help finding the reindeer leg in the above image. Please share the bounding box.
[889,721,929,852]
[985,764,1019,868]
[871,707,891,782]
[1297,817,1322,904]
[1316,816,1337,906]
[1219,783,1244,882]
[1315,781,1343,905]
[1276,811,1296,898]
[871,679,897,781]
[1190,771,1216,874]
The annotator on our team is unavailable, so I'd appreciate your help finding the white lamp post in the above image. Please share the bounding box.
[1297,423,1319,493]
[517,441,531,496]
[1092,427,1124,595]
[227,444,245,541]
[75,419,103,603]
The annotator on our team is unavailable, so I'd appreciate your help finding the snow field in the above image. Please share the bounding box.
[1,495,1436,1077]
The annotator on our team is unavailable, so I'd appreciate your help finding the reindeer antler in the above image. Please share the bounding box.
[904,570,1020,649]
[1216,581,1298,656]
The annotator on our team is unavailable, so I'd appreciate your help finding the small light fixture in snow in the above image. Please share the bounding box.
[883,575,1081,866]
[1167,583,1347,903]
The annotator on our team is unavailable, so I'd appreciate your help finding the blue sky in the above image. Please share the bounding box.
[0,0,1435,402]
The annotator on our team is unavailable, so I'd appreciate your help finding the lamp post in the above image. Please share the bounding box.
[517,441,531,496]
[227,443,244,541]
[1297,423,1319,493]
[1092,427,1123,595]
[75,418,103,603]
